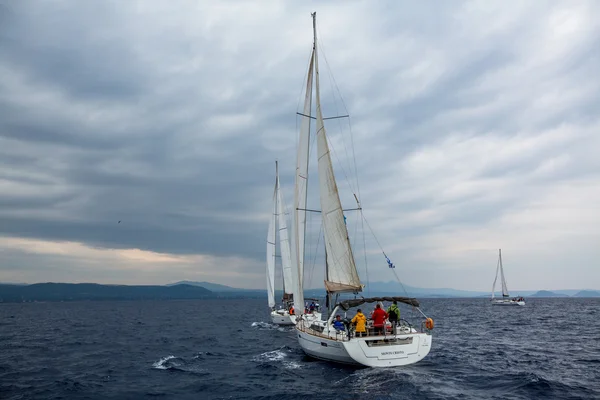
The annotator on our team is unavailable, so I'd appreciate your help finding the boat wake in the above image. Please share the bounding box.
[250,321,287,332]
[152,355,209,375]
[252,346,302,369]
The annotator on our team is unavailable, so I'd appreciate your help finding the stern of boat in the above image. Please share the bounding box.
[270,310,296,325]
[342,332,432,367]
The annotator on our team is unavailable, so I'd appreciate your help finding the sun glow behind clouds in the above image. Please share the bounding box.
[0,236,263,286]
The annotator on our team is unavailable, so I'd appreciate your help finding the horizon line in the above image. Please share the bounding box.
[2,281,598,293]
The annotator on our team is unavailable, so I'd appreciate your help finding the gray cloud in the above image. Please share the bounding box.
[1,0,599,290]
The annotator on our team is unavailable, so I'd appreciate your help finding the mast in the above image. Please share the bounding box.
[291,13,316,316]
[276,161,284,298]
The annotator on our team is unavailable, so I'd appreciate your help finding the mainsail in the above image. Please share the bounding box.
[499,249,509,297]
[266,178,277,308]
[313,17,362,294]
[267,161,294,308]
[491,248,510,299]
[276,169,294,297]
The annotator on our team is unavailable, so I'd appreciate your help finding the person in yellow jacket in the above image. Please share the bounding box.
[351,308,367,337]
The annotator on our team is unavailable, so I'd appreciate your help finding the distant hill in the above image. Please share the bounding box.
[168,280,599,299]
[0,283,213,303]
[573,290,600,298]
[529,290,567,298]
[167,281,264,293]
[4,281,597,302]
[363,281,489,298]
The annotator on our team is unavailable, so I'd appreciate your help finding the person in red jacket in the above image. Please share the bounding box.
[371,303,388,335]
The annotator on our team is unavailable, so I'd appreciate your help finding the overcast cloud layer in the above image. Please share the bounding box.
[1,0,599,291]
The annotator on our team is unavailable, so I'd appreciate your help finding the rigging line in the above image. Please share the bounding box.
[295,47,315,136]
[315,25,359,198]
[326,133,360,203]
[315,24,361,201]
[360,210,370,296]
[360,210,412,301]
[319,38,354,191]
[351,208,359,254]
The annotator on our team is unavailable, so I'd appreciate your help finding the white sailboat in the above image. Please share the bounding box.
[267,161,322,325]
[289,12,434,367]
[491,249,525,306]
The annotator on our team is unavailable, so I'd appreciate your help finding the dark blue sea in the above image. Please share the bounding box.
[1,298,599,399]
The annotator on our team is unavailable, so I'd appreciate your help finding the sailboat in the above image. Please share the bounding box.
[491,249,525,306]
[289,12,434,367]
[267,161,322,325]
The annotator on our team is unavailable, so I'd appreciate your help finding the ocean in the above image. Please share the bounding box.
[1,298,598,399]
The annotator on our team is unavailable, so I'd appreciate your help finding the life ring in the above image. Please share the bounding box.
[425,318,434,330]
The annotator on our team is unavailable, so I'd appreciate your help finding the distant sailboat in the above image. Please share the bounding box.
[267,161,322,324]
[289,12,434,367]
[491,249,525,306]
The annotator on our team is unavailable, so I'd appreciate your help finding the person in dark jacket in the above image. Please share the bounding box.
[387,301,400,333]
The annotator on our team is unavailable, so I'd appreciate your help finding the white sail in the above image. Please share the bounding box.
[491,253,500,300]
[313,21,362,294]
[292,49,315,314]
[276,172,294,295]
[491,248,510,299]
[266,181,277,308]
[499,249,509,297]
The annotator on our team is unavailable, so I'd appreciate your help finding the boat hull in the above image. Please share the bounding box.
[297,327,432,367]
[491,300,525,306]
[297,328,358,364]
[271,310,322,325]
[271,311,296,325]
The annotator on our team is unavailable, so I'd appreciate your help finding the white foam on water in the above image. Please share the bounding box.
[152,355,175,370]
[251,321,277,330]
[253,349,286,363]
[284,361,302,369]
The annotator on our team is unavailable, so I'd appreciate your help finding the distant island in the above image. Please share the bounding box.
[529,290,567,298]
[0,281,598,303]
[0,283,213,302]
[573,290,600,298]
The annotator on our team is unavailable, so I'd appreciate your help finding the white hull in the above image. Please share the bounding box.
[296,321,432,367]
[271,310,322,325]
[491,299,525,306]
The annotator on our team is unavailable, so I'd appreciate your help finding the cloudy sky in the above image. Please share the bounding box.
[1,0,599,291]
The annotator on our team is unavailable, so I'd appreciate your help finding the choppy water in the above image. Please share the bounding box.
[1,298,599,399]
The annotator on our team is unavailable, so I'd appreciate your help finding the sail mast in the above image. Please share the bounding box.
[291,15,316,316]
[276,161,284,298]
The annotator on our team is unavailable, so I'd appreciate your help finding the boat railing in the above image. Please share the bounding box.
[297,316,427,341]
